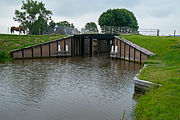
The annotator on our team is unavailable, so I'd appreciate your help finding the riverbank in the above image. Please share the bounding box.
[124,35,180,120]
[0,34,66,62]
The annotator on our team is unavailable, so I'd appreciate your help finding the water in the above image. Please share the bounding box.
[0,54,142,120]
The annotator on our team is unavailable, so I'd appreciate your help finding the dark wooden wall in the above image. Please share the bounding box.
[11,37,72,59]
[11,34,152,63]
[110,37,148,63]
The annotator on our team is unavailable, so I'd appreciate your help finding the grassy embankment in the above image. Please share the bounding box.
[124,35,180,120]
[0,34,66,62]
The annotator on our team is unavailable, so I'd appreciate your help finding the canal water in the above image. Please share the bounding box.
[0,54,142,120]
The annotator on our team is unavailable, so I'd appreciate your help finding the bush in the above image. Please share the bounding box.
[0,51,10,62]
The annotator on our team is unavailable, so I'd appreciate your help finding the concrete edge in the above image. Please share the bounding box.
[133,64,162,92]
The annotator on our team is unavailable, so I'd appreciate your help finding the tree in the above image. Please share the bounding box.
[98,8,139,30]
[85,22,98,33]
[56,21,75,28]
[13,0,53,35]
[48,20,56,29]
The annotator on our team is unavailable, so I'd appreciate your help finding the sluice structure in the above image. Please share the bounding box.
[11,34,154,63]
[110,36,154,63]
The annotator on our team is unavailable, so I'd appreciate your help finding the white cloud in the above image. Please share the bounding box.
[0,5,20,34]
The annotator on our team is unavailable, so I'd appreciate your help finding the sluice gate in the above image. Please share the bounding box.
[11,34,154,63]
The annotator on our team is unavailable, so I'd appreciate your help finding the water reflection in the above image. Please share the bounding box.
[0,54,142,120]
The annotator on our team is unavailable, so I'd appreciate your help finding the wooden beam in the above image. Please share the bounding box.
[49,43,51,56]
[124,43,126,60]
[79,37,81,55]
[31,47,34,58]
[74,37,76,55]
[64,39,66,51]
[71,37,74,56]
[120,40,121,59]
[129,46,130,61]
[40,45,42,57]
[22,49,24,59]
[81,36,85,56]
[140,52,142,63]
[56,40,58,52]
[134,48,136,62]
[98,40,100,54]
[90,37,92,57]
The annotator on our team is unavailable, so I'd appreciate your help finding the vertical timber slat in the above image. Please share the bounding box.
[134,48,136,62]
[120,40,121,59]
[71,37,73,56]
[64,39,66,51]
[73,37,75,56]
[140,51,142,63]
[98,40,100,54]
[81,36,84,56]
[40,45,42,58]
[79,37,81,55]
[129,46,130,61]
[22,49,24,59]
[56,40,58,52]
[90,37,92,56]
[49,43,51,56]
[124,43,126,60]
[32,47,34,58]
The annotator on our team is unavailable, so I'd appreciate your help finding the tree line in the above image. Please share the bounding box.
[14,0,139,35]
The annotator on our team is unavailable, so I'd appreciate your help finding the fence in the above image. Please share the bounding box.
[138,28,160,36]
[42,25,159,36]
[100,26,137,34]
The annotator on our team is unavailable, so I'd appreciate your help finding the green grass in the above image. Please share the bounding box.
[123,35,180,120]
[0,34,66,62]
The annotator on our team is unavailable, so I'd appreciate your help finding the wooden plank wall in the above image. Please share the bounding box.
[112,38,148,63]
[11,37,72,59]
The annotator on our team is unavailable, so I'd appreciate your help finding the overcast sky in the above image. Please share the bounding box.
[0,0,180,35]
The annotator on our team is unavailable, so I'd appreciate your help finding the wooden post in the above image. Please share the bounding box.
[71,37,73,56]
[129,46,130,61]
[22,49,24,59]
[120,40,121,59]
[98,40,100,54]
[157,29,160,36]
[49,43,51,56]
[56,40,58,52]
[174,30,176,37]
[79,37,81,55]
[90,37,92,57]
[31,47,34,58]
[71,37,75,56]
[78,38,80,55]
[107,40,110,52]
[124,43,126,60]
[40,45,42,57]
[64,39,66,51]
[81,36,85,56]
[140,52,142,63]
[74,37,76,55]
[134,48,136,62]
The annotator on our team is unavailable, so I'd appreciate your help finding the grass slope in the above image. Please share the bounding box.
[0,34,66,62]
[124,35,180,120]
